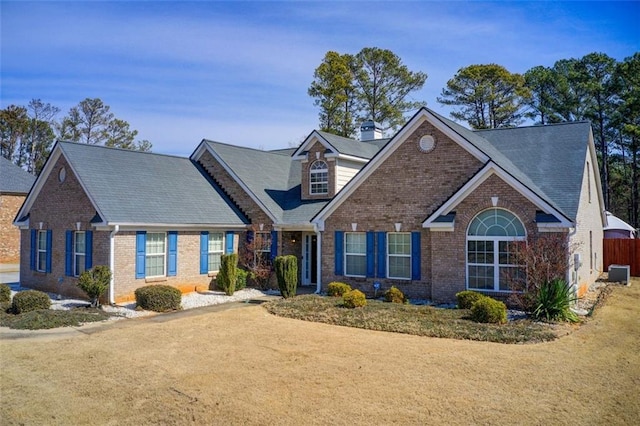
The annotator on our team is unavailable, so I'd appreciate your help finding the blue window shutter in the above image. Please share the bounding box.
[135,231,146,279]
[334,231,344,275]
[270,230,278,262]
[85,231,93,270]
[246,230,254,243]
[200,232,209,274]
[376,232,386,278]
[366,231,375,278]
[65,231,73,276]
[30,229,37,270]
[167,231,178,276]
[45,230,52,273]
[411,231,421,280]
[225,231,235,254]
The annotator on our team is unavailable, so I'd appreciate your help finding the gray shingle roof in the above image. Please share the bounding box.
[0,156,36,194]
[202,140,328,225]
[58,142,248,226]
[317,131,389,160]
[476,122,591,221]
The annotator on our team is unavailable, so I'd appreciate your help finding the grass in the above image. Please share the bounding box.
[264,295,560,344]
[0,302,113,330]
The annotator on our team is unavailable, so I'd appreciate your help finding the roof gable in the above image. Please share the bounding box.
[192,140,328,226]
[16,142,248,227]
[292,130,386,162]
[313,107,598,227]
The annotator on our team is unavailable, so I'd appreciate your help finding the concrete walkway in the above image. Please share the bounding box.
[0,263,19,285]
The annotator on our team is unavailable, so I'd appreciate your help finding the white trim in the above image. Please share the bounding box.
[191,140,279,224]
[324,153,369,163]
[291,131,334,159]
[312,108,490,225]
[101,222,248,231]
[344,232,367,278]
[423,162,574,229]
[144,231,167,278]
[387,232,412,280]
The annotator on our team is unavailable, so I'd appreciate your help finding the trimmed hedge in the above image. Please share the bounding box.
[470,296,507,324]
[135,285,182,312]
[217,253,238,296]
[384,286,407,304]
[275,255,298,299]
[456,290,485,309]
[12,290,51,314]
[0,283,11,303]
[327,282,352,297]
[343,289,367,308]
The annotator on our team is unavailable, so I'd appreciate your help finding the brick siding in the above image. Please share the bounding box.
[19,155,110,299]
[0,194,26,264]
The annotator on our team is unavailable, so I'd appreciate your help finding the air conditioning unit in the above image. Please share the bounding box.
[608,265,630,284]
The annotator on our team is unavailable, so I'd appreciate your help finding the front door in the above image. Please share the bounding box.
[302,233,318,286]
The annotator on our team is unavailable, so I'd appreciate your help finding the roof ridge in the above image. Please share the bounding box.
[203,139,290,156]
[474,121,591,132]
[57,140,189,160]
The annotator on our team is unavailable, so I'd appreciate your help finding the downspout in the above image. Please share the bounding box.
[315,228,322,294]
[109,225,119,304]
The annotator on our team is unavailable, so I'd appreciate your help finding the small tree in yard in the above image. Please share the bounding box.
[77,265,111,308]
[275,255,298,299]
[240,226,273,289]
[507,233,571,312]
[217,254,238,296]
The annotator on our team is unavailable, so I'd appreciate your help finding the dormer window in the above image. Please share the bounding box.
[310,160,328,195]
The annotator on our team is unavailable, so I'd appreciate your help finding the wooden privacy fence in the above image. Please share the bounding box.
[603,239,640,277]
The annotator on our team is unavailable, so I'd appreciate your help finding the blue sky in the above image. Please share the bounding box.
[1,1,638,156]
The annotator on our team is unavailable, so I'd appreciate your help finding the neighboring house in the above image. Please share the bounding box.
[15,108,606,303]
[604,211,636,239]
[0,157,35,265]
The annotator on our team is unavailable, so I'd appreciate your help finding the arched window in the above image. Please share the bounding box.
[310,160,328,195]
[467,208,526,292]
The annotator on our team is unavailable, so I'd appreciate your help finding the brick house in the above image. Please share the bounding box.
[14,107,605,303]
[1,157,35,265]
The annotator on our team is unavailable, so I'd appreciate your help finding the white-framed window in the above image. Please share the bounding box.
[310,160,328,195]
[208,232,224,272]
[344,232,366,277]
[387,233,411,280]
[145,232,166,277]
[74,231,86,277]
[254,231,272,263]
[467,208,526,292]
[37,230,47,272]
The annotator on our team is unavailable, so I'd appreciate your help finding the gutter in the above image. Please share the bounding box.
[109,225,119,304]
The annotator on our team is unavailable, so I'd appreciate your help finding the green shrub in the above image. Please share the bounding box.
[217,253,238,296]
[135,285,182,312]
[0,283,11,303]
[456,290,485,309]
[470,296,507,324]
[384,286,407,304]
[343,289,367,308]
[275,255,298,299]
[532,279,579,323]
[235,268,248,291]
[12,290,51,314]
[327,282,352,297]
[77,265,111,307]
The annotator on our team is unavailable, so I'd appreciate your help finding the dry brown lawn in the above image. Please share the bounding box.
[1,282,639,425]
